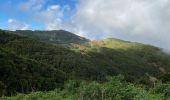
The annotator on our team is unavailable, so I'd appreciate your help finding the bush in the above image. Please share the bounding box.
[61,75,164,100]
[153,83,170,99]
[1,75,166,100]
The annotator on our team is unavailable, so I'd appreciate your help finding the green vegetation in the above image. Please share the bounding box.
[0,29,170,99]
[9,30,89,47]
[0,45,66,96]
[1,76,169,100]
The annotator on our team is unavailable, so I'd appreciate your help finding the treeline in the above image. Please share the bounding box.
[1,75,170,100]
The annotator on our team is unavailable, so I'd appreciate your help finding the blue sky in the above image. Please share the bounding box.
[0,0,170,50]
[0,0,77,30]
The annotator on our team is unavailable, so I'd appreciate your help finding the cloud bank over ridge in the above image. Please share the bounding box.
[72,0,170,50]
[4,0,170,50]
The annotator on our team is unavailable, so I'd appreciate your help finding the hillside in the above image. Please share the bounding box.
[0,29,170,98]
[0,31,67,96]
[9,30,89,47]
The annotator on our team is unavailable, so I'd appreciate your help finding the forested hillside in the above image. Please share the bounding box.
[0,29,170,99]
[9,30,89,47]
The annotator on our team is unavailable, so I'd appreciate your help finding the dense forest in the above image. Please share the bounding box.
[0,30,170,99]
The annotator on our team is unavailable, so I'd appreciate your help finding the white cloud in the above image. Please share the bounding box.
[71,0,170,50]
[18,0,68,30]
[16,0,170,50]
[18,0,45,11]
[7,19,30,31]
[36,5,64,30]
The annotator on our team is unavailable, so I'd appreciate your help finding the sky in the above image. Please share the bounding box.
[0,0,170,50]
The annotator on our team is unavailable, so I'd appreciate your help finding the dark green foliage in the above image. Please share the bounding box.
[1,76,165,100]
[10,30,89,46]
[0,81,6,96]
[62,76,161,100]
[79,46,170,82]
[159,73,170,83]
[0,29,170,97]
[3,30,170,82]
[0,48,66,96]
[153,83,170,98]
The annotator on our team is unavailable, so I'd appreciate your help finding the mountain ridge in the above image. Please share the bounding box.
[11,30,88,44]
[0,29,170,97]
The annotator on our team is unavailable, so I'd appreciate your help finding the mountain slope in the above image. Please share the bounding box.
[0,48,66,96]
[0,30,70,95]
[9,30,89,47]
[0,29,170,96]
